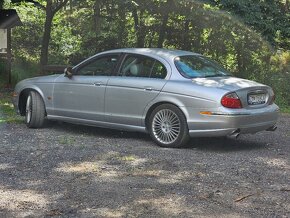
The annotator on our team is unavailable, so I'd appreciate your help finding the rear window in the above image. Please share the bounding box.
[174,55,231,79]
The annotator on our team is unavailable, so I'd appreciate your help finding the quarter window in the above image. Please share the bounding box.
[76,55,119,76]
[121,55,167,79]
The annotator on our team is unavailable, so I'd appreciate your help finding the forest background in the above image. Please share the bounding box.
[0,0,289,111]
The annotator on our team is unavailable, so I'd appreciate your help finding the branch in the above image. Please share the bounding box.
[13,0,46,10]
[53,0,69,13]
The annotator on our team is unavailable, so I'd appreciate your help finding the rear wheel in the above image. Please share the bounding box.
[149,104,189,148]
[25,91,45,128]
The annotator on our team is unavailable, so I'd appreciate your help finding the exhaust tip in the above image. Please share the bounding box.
[266,125,277,132]
[228,129,240,139]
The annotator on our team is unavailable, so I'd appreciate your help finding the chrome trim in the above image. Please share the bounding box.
[210,112,251,116]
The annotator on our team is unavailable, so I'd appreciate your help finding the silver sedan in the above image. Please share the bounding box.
[13,48,279,147]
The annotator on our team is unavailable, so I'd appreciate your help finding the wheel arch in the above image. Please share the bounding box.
[144,101,189,131]
[18,87,46,116]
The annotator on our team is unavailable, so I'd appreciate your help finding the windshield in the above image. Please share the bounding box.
[174,55,232,79]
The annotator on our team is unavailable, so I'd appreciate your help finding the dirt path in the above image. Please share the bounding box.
[0,114,289,217]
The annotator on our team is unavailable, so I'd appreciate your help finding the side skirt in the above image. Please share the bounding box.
[47,115,147,133]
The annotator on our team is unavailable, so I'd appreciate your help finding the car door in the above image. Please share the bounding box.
[53,54,120,121]
[105,54,169,126]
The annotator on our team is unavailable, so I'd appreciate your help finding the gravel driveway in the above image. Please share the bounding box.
[0,112,289,217]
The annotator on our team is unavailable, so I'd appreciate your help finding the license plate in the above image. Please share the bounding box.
[248,93,266,105]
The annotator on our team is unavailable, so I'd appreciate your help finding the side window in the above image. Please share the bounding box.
[121,55,167,79]
[151,61,167,79]
[76,55,119,76]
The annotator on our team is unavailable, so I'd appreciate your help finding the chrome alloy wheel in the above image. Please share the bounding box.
[26,95,32,124]
[152,109,181,144]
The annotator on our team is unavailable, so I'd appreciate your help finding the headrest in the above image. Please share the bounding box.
[130,64,142,76]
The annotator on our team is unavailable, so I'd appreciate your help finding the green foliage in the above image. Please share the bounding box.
[11,58,39,83]
[12,2,45,62]
[0,92,22,124]
[58,136,76,145]
[268,51,290,108]
[49,11,82,64]
[210,0,290,49]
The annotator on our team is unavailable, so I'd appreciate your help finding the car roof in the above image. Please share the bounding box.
[99,48,200,60]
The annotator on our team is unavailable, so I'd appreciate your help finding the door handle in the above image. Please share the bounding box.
[94,82,103,86]
[145,87,153,91]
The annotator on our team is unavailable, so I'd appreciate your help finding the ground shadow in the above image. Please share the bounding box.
[45,120,267,152]
[185,136,267,152]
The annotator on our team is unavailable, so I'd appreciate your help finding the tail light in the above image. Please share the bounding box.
[221,92,242,109]
[269,93,276,105]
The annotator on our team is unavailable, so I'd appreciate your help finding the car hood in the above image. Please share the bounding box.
[191,76,267,91]
[21,74,61,83]
[15,74,62,93]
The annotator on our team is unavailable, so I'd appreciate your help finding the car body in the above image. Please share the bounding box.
[13,48,279,147]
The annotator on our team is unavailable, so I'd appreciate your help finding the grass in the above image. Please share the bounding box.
[119,155,137,162]
[0,91,23,124]
[280,107,290,114]
[58,136,76,145]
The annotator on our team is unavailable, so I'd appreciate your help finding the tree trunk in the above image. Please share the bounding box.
[7,28,12,84]
[39,0,68,69]
[118,2,126,47]
[40,10,54,68]
[132,8,145,47]
[181,19,190,50]
[157,13,169,48]
[94,0,101,33]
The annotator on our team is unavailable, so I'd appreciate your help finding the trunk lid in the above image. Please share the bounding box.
[192,76,274,108]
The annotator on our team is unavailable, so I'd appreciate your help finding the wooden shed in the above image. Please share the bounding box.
[0,9,22,84]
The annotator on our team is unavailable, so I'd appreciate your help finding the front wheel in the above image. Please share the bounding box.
[149,104,189,148]
[25,91,46,128]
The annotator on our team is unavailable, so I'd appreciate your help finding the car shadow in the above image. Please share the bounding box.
[45,120,153,141]
[185,136,267,152]
[46,121,267,152]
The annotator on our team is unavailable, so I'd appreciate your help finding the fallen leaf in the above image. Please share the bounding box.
[280,188,290,192]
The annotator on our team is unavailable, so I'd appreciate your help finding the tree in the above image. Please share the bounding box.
[10,0,69,67]
[209,0,290,49]
[40,0,69,67]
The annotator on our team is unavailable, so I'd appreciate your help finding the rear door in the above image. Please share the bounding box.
[105,54,169,126]
[53,54,120,121]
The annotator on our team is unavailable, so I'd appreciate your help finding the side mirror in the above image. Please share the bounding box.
[64,67,73,78]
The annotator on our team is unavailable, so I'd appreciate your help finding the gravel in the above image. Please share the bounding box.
[0,114,289,218]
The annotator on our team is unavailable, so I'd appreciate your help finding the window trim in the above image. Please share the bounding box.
[72,53,122,76]
[115,53,167,79]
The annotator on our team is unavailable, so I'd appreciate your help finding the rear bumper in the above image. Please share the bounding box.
[187,104,279,137]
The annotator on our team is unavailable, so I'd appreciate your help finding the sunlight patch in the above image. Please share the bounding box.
[81,207,125,218]
[157,171,195,184]
[137,195,195,216]
[0,186,49,214]
[258,157,290,170]
[55,161,101,173]
[0,163,14,170]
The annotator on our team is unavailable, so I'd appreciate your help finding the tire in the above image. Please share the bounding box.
[149,104,189,148]
[25,91,46,128]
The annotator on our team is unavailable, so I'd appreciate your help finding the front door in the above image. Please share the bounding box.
[53,54,120,121]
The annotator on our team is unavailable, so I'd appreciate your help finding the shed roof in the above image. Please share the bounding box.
[0,9,22,29]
